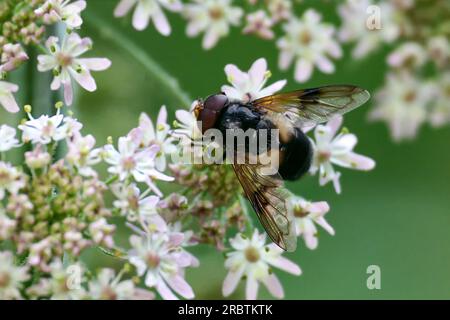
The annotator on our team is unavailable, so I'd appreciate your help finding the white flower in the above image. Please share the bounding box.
[89,218,116,248]
[387,42,427,69]
[427,36,450,68]
[277,10,342,83]
[223,230,301,300]
[18,111,67,144]
[183,0,243,50]
[35,0,87,29]
[25,146,52,169]
[429,72,450,128]
[338,0,400,58]
[287,196,334,250]
[0,251,30,299]
[128,232,196,300]
[111,182,163,225]
[173,106,201,140]
[0,212,16,240]
[37,33,111,106]
[221,58,286,103]
[266,0,292,22]
[88,269,135,300]
[369,72,434,141]
[0,162,26,200]
[0,81,19,113]
[27,260,86,300]
[309,116,376,193]
[0,43,29,73]
[114,0,182,35]
[128,107,177,171]
[66,133,101,176]
[104,137,174,195]
[243,10,274,40]
[0,125,20,152]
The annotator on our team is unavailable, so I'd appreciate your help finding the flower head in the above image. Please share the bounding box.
[243,10,274,40]
[37,33,111,105]
[114,0,182,35]
[338,0,401,58]
[104,137,174,196]
[0,125,19,152]
[277,9,342,82]
[128,232,196,300]
[18,109,68,144]
[35,0,87,29]
[0,81,19,113]
[0,162,26,200]
[183,0,243,50]
[369,72,434,141]
[223,230,301,300]
[287,196,334,250]
[66,133,101,176]
[0,43,29,73]
[309,116,375,193]
[221,58,286,103]
[128,107,177,171]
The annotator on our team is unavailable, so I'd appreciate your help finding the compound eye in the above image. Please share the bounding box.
[204,94,228,112]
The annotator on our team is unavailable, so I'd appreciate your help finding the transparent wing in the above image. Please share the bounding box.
[252,85,370,126]
[232,163,297,252]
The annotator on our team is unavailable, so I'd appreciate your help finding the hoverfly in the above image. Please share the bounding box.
[193,85,370,251]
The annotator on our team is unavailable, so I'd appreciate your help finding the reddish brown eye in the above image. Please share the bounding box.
[204,94,228,112]
[198,94,228,133]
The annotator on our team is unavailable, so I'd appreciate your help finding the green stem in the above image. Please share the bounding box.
[238,193,255,233]
[83,12,192,109]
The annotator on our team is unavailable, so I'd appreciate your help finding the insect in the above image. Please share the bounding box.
[193,85,370,251]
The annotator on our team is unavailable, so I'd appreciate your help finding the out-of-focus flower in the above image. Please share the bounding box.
[243,10,274,40]
[0,44,29,73]
[309,116,375,193]
[66,133,101,176]
[128,233,196,300]
[183,0,243,50]
[387,42,427,70]
[369,72,434,141]
[128,107,177,171]
[223,230,301,300]
[429,72,450,128]
[0,81,19,113]
[221,58,286,103]
[88,268,135,300]
[25,146,52,169]
[287,196,333,250]
[427,36,450,68]
[89,218,115,248]
[338,0,400,58]
[19,111,67,144]
[104,137,173,195]
[0,251,30,299]
[0,125,19,152]
[266,0,292,22]
[37,33,111,105]
[114,0,182,35]
[0,212,16,240]
[277,9,342,83]
[27,260,86,300]
[0,162,26,200]
[35,0,87,29]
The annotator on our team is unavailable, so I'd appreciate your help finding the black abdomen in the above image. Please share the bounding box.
[278,127,313,181]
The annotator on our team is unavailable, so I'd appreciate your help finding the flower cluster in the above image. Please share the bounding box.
[0,0,110,112]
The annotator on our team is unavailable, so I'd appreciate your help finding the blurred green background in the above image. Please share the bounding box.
[1,1,450,299]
